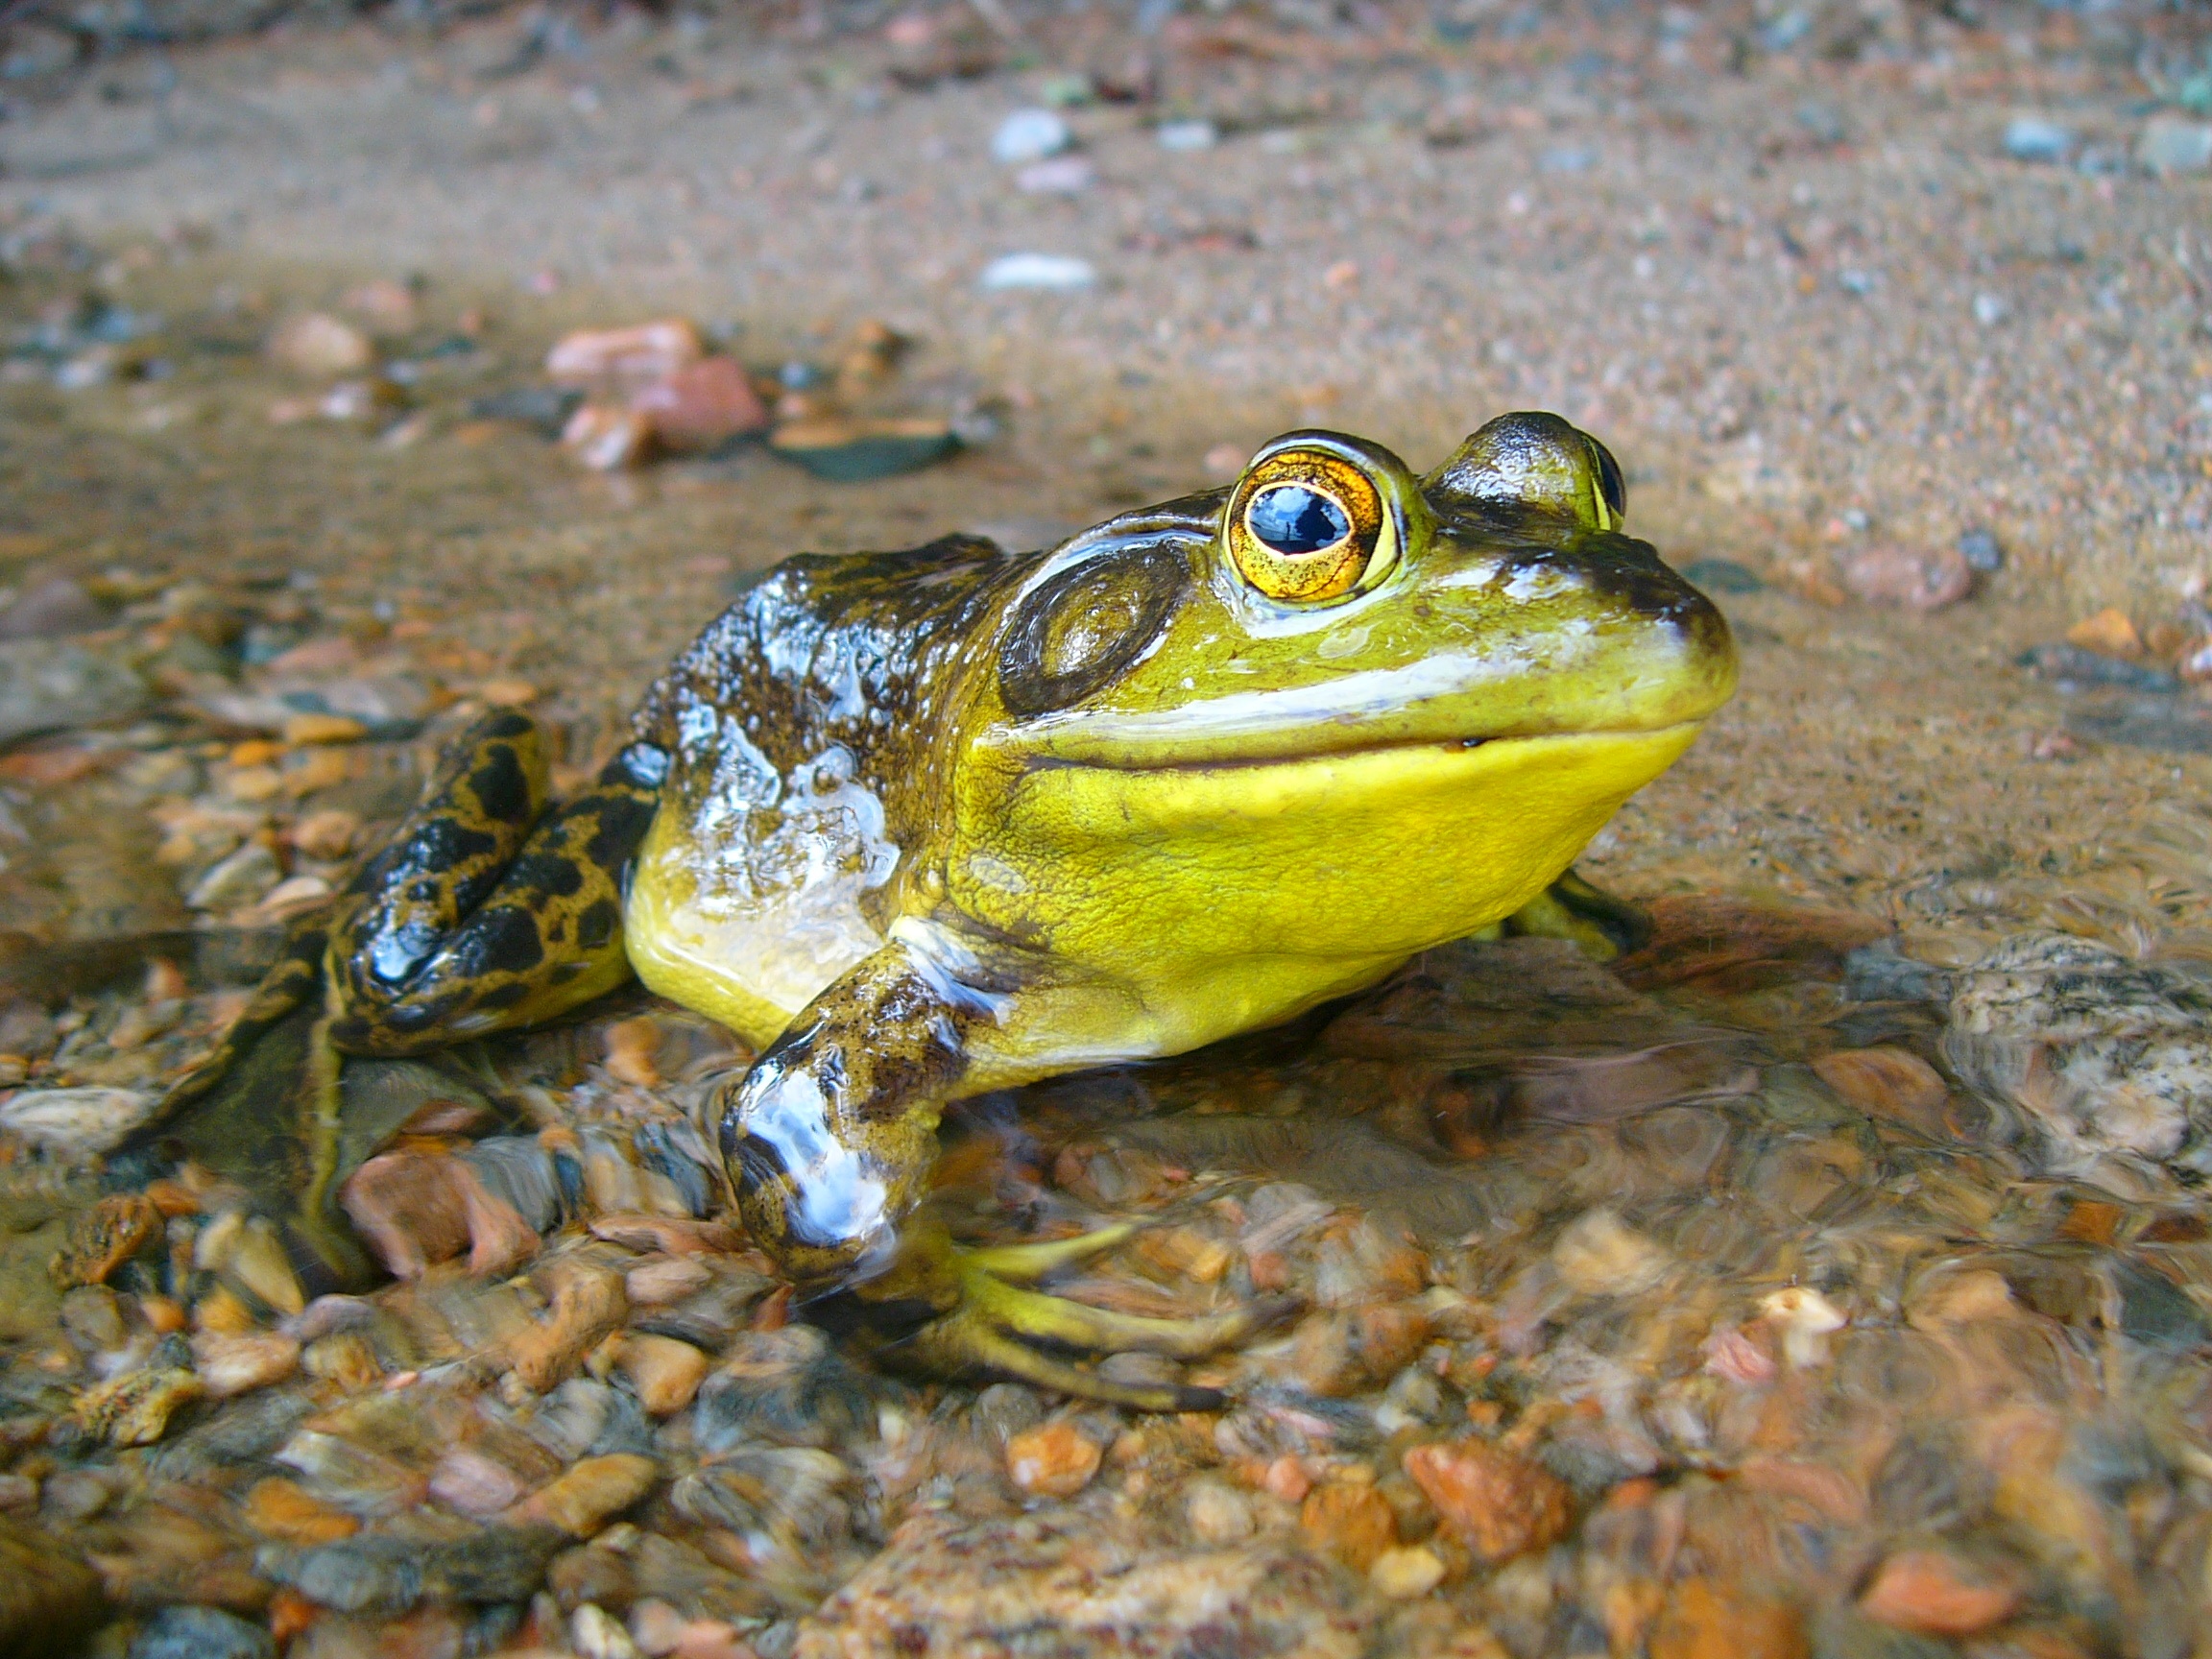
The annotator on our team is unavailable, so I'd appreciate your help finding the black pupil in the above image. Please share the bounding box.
[1247,485,1351,555]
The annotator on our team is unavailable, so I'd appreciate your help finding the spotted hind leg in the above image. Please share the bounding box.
[116,711,664,1286]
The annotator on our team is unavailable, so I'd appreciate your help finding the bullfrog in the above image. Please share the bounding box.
[136,412,1736,1409]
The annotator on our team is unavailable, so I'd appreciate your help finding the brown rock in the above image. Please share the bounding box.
[507,1256,628,1391]
[562,403,657,470]
[189,1331,301,1398]
[2065,606,2142,660]
[1837,543,1972,612]
[428,1448,531,1517]
[626,1255,714,1307]
[1402,1441,1572,1564]
[546,319,705,384]
[301,1332,385,1392]
[1290,1303,1432,1397]
[620,1334,712,1416]
[268,312,374,377]
[1858,1550,2022,1636]
[69,1366,201,1446]
[632,357,771,451]
[49,1193,161,1289]
[1811,1046,1949,1134]
[340,1147,539,1281]
[244,1477,360,1545]
[1648,1579,1807,1659]
[503,1453,660,1537]
[589,1215,746,1256]
[1005,1420,1104,1498]
[1300,1479,1397,1573]
[794,1509,1376,1659]
[603,1017,666,1088]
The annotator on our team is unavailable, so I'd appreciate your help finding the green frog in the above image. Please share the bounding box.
[139,412,1736,1409]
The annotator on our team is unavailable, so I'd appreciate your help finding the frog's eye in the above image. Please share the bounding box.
[1225,448,1397,604]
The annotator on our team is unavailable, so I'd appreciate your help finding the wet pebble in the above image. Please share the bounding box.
[546,320,705,384]
[1300,1478,1397,1572]
[505,1453,661,1537]
[1368,1544,1445,1600]
[768,416,959,483]
[1402,1440,1571,1564]
[564,403,657,471]
[2003,117,2072,163]
[990,108,1070,165]
[1810,1046,1948,1135]
[978,253,1096,292]
[0,637,153,744]
[267,313,373,377]
[1856,1549,2021,1637]
[0,575,110,639]
[1837,543,1972,613]
[618,1334,711,1416]
[190,1331,301,1398]
[631,357,770,452]
[428,1447,532,1517]
[244,1477,360,1545]
[1004,1419,1103,1498]
[693,1326,874,1451]
[0,1084,155,1155]
[71,1366,203,1446]
[507,1255,628,1391]
[127,1604,276,1659]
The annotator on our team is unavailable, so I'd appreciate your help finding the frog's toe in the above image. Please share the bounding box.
[875,1230,1295,1412]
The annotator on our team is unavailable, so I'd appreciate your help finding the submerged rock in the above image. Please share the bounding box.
[0,638,152,743]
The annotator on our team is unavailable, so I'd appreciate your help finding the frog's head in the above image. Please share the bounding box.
[952,414,1737,983]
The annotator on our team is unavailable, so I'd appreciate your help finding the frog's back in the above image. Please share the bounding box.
[623,533,1029,1042]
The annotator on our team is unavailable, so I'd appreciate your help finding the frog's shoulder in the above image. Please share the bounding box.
[632,532,1029,753]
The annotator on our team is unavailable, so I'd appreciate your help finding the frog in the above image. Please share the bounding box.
[132,411,1736,1410]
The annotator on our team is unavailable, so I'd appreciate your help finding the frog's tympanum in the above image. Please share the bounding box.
[139,413,1736,1408]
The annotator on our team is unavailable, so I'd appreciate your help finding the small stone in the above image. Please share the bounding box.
[625,1256,713,1306]
[1811,1046,1948,1134]
[619,1334,711,1417]
[341,1146,539,1280]
[1648,1579,1807,1659]
[508,1258,628,1391]
[575,1602,645,1659]
[1156,119,1217,151]
[71,1366,203,1446]
[127,1603,276,1659]
[281,711,367,745]
[631,357,770,451]
[0,638,152,744]
[1005,1420,1103,1498]
[429,1447,531,1517]
[1403,1440,1572,1564]
[0,575,108,639]
[2065,607,2142,660]
[563,403,657,470]
[196,1211,307,1317]
[301,1332,384,1392]
[1760,1286,1847,1367]
[268,313,374,377]
[1551,1209,1671,1297]
[504,1453,661,1537]
[1299,1479,1397,1573]
[2,1085,155,1156]
[1289,1302,1431,1396]
[245,1477,362,1544]
[187,839,282,913]
[979,253,1097,292]
[1838,543,1972,612]
[547,319,705,384]
[990,108,1070,165]
[2137,113,2212,175]
[274,1430,428,1516]
[1369,1545,1446,1600]
[1957,528,2003,573]
[604,1017,665,1088]
[768,416,959,482]
[1184,1479,1256,1546]
[2003,117,2072,162]
[191,1331,301,1398]
[1858,1550,2022,1636]
[51,1192,163,1287]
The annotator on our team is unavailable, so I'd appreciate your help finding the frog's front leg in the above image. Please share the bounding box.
[716,935,1273,1412]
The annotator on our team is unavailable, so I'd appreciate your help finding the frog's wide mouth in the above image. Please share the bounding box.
[1018,716,1712,776]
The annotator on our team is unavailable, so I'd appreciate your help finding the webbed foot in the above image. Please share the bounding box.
[845,1222,1295,1412]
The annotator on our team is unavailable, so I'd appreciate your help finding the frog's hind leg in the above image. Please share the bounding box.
[115,712,663,1286]
[328,711,664,1052]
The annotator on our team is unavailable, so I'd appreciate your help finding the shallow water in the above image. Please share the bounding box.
[3,16,2212,1648]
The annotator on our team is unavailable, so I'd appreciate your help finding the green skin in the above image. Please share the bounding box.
[141,412,1736,1410]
